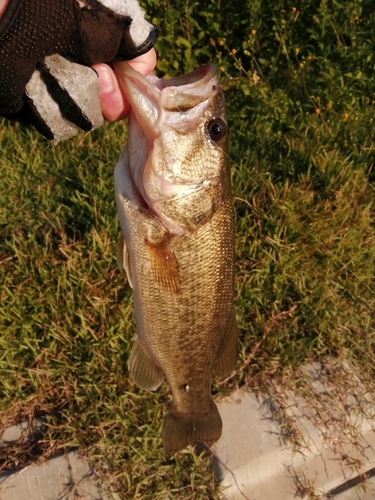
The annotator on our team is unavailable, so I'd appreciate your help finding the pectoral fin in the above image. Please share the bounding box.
[128,335,164,392]
[145,236,180,294]
[117,234,133,288]
[214,311,238,378]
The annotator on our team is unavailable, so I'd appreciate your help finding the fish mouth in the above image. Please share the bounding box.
[113,61,220,139]
[154,64,216,87]
[113,62,220,141]
[114,62,218,95]
[114,62,223,233]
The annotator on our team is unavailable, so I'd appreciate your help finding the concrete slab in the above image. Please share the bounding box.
[0,419,45,446]
[0,420,120,500]
[214,360,375,500]
[0,451,108,500]
[213,391,295,500]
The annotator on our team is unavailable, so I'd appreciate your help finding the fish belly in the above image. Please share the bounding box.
[117,188,237,452]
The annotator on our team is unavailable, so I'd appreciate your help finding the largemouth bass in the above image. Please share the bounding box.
[114,62,238,454]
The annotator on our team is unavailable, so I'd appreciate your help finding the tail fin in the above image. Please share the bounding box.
[162,400,222,454]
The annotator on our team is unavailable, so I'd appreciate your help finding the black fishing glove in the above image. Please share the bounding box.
[0,0,156,142]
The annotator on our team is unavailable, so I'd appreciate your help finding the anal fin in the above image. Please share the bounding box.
[128,335,164,391]
[214,310,238,378]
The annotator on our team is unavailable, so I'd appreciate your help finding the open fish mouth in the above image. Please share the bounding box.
[113,62,227,233]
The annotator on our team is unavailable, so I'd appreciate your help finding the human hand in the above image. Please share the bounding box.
[0,0,156,142]
[93,48,157,122]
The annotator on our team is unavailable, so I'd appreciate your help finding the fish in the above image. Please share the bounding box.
[113,62,238,454]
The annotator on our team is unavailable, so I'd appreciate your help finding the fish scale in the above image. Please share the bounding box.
[114,62,238,453]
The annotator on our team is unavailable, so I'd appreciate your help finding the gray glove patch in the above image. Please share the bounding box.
[25,55,104,143]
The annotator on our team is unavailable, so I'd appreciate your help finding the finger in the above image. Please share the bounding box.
[93,48,157,122]
[128,47,157,77]
[93,63,128,122]
[0,0,10,18]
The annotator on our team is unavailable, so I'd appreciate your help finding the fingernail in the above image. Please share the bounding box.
[97,66,114,94]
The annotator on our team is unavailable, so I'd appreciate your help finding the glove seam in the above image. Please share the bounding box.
[117,27,157,61]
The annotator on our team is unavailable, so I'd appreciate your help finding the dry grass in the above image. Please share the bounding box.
[1,0,375,498]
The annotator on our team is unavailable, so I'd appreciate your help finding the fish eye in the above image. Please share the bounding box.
[207,118,227,141]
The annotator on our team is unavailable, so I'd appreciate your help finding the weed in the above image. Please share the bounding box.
[1,0,375,498]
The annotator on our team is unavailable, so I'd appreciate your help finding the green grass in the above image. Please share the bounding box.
[1,0,375,498]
